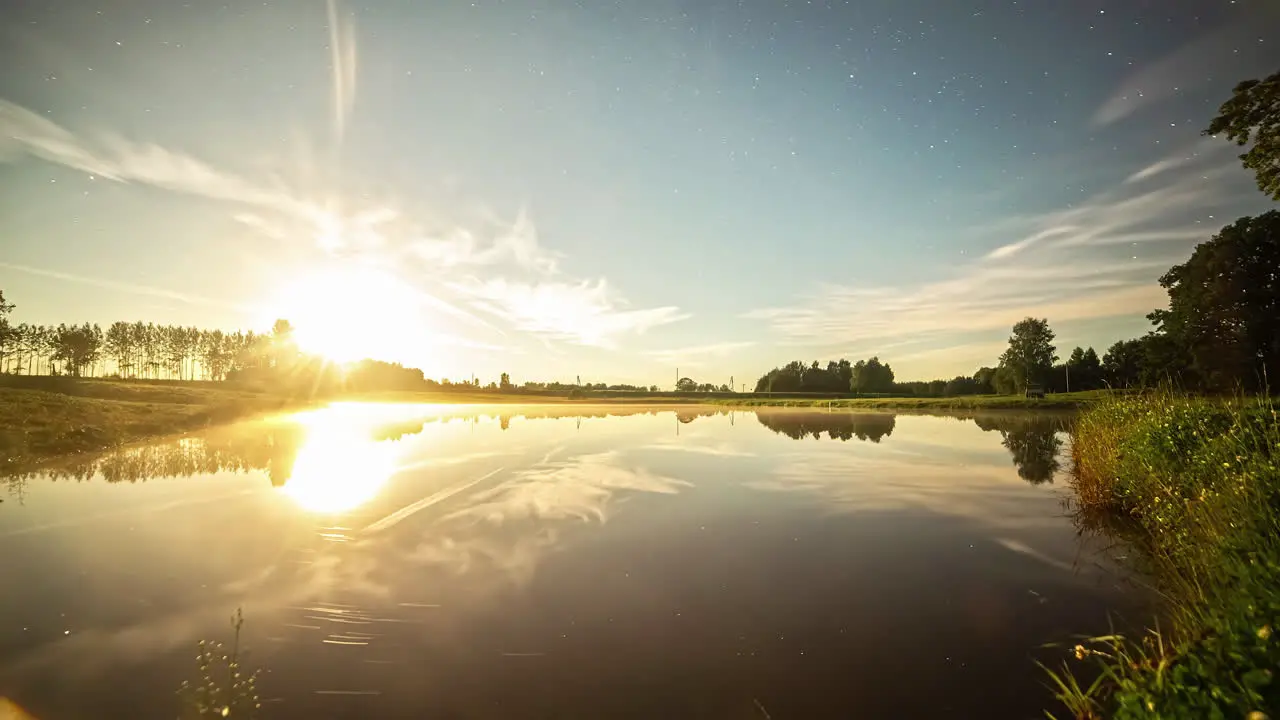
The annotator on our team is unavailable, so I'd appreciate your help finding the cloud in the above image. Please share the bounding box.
[452,277,689,347]
[1092,6,1278,127]
[1124,137,1222,185]
[646,341,757,368]
[1,98,683,355]
[0,261,251,311]
[408,209,560,274]
[746,146,1245,352]
[0,100,311,217]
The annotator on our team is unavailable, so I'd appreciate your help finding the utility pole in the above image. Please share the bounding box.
[1065,362,1071,394]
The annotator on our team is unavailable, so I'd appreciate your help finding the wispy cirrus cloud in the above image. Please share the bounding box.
[0,100,311,217]
[0,97,684,352]
[1091,6,1276,128]
[746,142,1250,354]
[451,277,689,348]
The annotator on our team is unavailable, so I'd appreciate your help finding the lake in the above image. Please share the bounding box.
[0,403,1143,719]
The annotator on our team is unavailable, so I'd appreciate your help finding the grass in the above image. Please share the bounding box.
[1045,390,1280,719]
[0,381,306,472]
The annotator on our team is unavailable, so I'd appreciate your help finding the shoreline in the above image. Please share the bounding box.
[0,378,1098,473]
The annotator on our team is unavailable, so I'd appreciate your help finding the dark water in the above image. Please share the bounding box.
[0,404,1142,719]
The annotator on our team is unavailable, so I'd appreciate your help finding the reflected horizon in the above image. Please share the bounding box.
[2,404,1071,491]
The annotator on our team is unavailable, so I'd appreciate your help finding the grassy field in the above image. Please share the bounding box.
[0,376,1100,471]
[1047,391,1280,719]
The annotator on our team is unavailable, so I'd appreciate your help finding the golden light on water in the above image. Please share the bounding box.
[279,408,401,514]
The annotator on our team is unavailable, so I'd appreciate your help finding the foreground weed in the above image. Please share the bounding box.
[178,608,262,719]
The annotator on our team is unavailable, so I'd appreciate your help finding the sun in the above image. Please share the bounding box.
[262,266,429,365]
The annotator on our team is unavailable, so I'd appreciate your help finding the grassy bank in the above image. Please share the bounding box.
[1049,391,1280,719]
[0,383,307,472]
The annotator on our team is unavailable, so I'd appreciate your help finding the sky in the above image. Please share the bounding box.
[0,0,1277,387]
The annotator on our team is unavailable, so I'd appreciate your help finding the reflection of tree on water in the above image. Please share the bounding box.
[1,407,740,491]
[755,412,896,443]
[1,423,313,487]
[676,408,729,424]
[971,414,1068,485]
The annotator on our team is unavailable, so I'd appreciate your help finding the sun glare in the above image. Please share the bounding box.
[263,267,429,364]
[280,410,401,513]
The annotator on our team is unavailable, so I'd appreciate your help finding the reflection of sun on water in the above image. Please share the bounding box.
[280,410,401,514]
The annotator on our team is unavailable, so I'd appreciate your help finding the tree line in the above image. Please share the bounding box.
[0,302,282,381]
[753,357,896,393]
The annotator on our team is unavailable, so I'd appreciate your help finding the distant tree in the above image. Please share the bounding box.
[1149,211,1280,392]
[973,366,997,394]
[1063,346,1103,391]
[998,318,1057,393]
[851,357,895,393]
[0,290,15,372]
[676,376,698,392]
[1102,339,1143,388]
[499,372,512,390]
[1205,70,1280,200]
[52,323,103,377]
[993,365,1020,395]
[270,318,296,370]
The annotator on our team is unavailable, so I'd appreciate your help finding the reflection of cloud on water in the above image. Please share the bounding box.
[994,537,1076,572]
[407,452,690,584]
[749,441,1066,532]
[444,451,689,526]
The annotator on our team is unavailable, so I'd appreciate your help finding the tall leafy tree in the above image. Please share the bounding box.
[1149,211,1280,392]
[1205,70,1280,200]
[1102,339,1144,388]
[998,318,1057,392]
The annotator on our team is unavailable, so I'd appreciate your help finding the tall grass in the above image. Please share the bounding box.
[1047,390,1280,719]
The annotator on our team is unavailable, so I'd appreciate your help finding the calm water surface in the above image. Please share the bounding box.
[0,404,1142,719]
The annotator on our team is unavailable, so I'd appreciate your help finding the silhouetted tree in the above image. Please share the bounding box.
[1102,339,1143,388]
[998,318,1057,393]
[1148,211,1280,392]
[851,357,895,393]
[1206,70,1280,200]
[0,290,14,372]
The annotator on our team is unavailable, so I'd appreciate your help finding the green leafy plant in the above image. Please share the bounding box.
[1049,391,1280,718]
